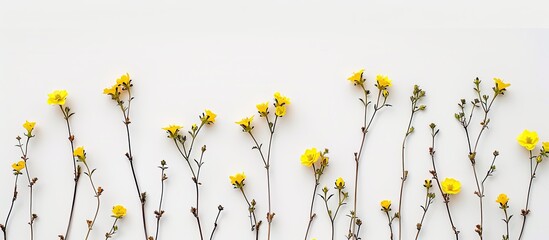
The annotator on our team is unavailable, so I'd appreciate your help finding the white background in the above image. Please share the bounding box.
[1,1,549,240]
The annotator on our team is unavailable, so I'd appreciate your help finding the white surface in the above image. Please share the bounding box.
[1,1,549,240]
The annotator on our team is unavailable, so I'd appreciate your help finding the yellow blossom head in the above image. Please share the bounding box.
[111,205,127,219]
[542,142,549,153]
[494,78,510,94]
[274,92,290,107]
[163,125,183,139]
[376,75,392,90]
[347,69,365,86]
[230,172,246,188]
[335,177,345,190]
[23,120,36,135]
[496,193,509,207]
[380,200,391,212]
[236,116,254,132]
[441,178,461,195]
[300,148,320,167]
[201,110,217,124]
[116,73,131,90]
[423,179,432,189]
[103,84,120,99]
[12,160,25,174]
[517,129,539,151]
[256,102,269,117]
[74,146,86,162]
[275,105,287,117]
[47,89,68,105]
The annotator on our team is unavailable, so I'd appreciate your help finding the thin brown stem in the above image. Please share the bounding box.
[385,211,394,240]
[517,151,538,240]
[117,89,148,240]
[154,162,167,240]
[304,166,319,240]
[429,125,459,240]
[414,189,433,240]
[18,136,36,240]
[240,188,260,239]
[2,175,20,240]
[59,105,81,240]
[104,218,119,240]
[83,162,101,240]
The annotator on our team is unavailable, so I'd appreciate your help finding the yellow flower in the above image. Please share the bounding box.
[23,120,36,135]
[347,69,365,85]
[494,78,510,92]
[236,116,254,132]
[517,129,539,151]
[274,92,290,107]
[103,84,119,99]
[256,102,269,116]
[47,89,68,105]
[542,142,549,153]
[376,75,392,89]
[116,73,131,88]
[12,160,25,173]
[275,105,287,117]
[229,172,246,188]
[163,125,183,138]
[300,148,320,167]
[441,178,461,195]
[335,177,345,190]
[112,205,127,219]
[201,109,217,124]
[424,179,432,189]
[496,193,509,207]
[74,146,86,161]
[380,200,391,211]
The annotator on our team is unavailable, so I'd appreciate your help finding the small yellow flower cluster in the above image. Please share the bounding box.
[162,125,183,139]
[347,69,393,97]
[273,92,290,117]
[347,69,365,86]
[441,178,461,195]
[229,172,246,189]
[74,146,86,162]
[23,120,36,136]
[300,148,329,169]
[163,110,216,138]
[103,73,132,100]
[47,89,68,105]
[201,110,217,125]
[111,205,127,219]
[496,193,509,208]
[335,177,345,190]
[236,116,254,132]
[517,130,539,151]
[12,160,26,174]
[380,199,391,212]
[493,78,511,95]
[237,92,290,132]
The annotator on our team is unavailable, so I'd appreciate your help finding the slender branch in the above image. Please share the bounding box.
[414,183,434,240]
[385,211,394,240]
[154,161,168,240]
[240,188,260,239]
[517,151,539,240]
[2,174,20,240]
[304,166,319,240]
[59,105,81,240]
[209,206,223,240]
[104,218,119,240]
[429,124,459,240]
[18,135,37,240]
[83,161,101,240]
[117,88,149,240]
